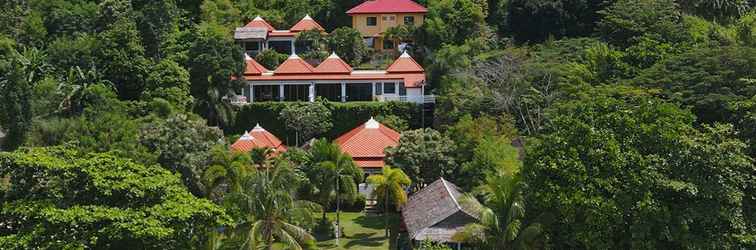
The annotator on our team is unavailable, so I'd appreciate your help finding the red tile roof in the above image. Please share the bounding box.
[244,54,269,75]
[347,0,428,15]
[230,124,287,153]
[335,117,400,168]
[274,54,316,74]
[386,51,424,73]
[314,52,353,74]
[244,16,275,31]
[290,15,325,32]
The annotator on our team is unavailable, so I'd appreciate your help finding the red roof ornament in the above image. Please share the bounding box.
[347,0,428,15]
[274,54,316,74]
[335,117,400,168]
[290,14,325,32]
[230,124,287,153]
[386,51,424,73]
[244,16,275,31]
[314,52,353,74]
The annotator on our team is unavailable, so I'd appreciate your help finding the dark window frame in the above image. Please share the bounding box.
[366,16,377,26]
[403,16,415,25]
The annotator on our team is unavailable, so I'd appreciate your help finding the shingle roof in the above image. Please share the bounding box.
[347,0,428,14]
[274,54,316,74]
[314,52,353,74]
[244,54,269,75]
[230,124,287,153]
[334,117,400,168]
[402,178,481,242]
[290,15,325,32]
[244,16,275,31]
[386,51,424,73]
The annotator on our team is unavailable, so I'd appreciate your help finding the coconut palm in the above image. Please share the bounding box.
[452,172,543,250]
[307,139,363,220]
[228,161,320,250]
[201,145,253,198]
[366,166,411,237]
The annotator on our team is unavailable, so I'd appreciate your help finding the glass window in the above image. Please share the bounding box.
[399,83,407,96]
[253,85,280,102]
[383,82,396,94]
[367,17,377,26]
[403,16,415,25]
[363,37,375,48]
[284,85,309,102]
[375,82,383,95]
[383,39,395,50]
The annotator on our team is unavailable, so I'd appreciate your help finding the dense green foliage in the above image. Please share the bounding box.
[1,0,754,248]
[0,146,229,249]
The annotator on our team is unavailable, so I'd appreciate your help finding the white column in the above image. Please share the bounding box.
[249,84,254,103]
[291,40,296,54]
[279,84,285,101]
[340,82,346,102]
[308,82,315,102]
[371,82,376,100]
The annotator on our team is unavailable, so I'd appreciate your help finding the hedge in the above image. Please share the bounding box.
[230,101,424,145]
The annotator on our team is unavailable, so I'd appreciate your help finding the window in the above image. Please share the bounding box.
[375,82,383,95]
[383,38,395,50]
[284,85,309,102]
[244,41,260,51]
[399,83,407,96]
[403,16,415,25]
[363,37,375,48]
[382,15,395,21]
[366,17,377,26]
[383,82,396,94]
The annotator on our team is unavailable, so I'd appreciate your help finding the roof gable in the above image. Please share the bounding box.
[401,178,481,241]
[290,15,325,32]
[244,54,269,75]
[347,0,428,14]
[314,52,353,74]
[274,54,316,74]
[230,124,287,153]
[244,16,275,31]
[386,51,424,73]
[335,117,400,159]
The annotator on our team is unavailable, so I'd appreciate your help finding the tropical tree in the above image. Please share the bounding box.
[306,139,363,220]
[367,166,412,237]
[201,145,253,200]
[452,172,543,250]
[0,146,229,249]
[226,161,320,250]
[385,128,457,189]
[279,101,333,145]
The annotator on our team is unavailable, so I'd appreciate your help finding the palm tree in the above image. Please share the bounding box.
[228,161,320,250]
[451,172,543,250]
[307,139,363,220]
[201,145,253,198]
[366,166,411,237]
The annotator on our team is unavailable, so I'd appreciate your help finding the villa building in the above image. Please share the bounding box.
[230,124,287,154]
[234,15,325,56]
[347,0,428,51]
[239,51,433,104]
[334,117,400,174]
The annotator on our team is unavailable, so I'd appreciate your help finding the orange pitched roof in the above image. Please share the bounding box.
[244,54,269,75]
[290,15,325,32]
[386,51,424,73]
[230,124,287,153]
[274,54,316,74]
[314,52,353,74]
[335,118,400,168]
[244,16,275,31]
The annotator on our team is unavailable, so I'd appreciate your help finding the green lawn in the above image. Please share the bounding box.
[314,212,401,250]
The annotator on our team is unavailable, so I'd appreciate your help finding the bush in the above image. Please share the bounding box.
[255,49,288,69]
[230,101,423,144]
[328,193,366,212]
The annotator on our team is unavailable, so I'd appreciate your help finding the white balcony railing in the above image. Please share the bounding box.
[380,95,435,104]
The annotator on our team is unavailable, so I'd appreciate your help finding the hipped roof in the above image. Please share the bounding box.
[230,124,287,153]
[334,117,400,168]
[347,0,428,14]
[290,15,325,32]
[314,52,353,74]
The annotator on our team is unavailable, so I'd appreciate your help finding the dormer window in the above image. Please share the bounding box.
[367,16,377,26]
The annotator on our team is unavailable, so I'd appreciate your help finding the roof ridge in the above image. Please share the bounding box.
[440,178,463,211]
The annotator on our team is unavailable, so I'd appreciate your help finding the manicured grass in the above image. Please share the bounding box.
[314,212,401,250]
